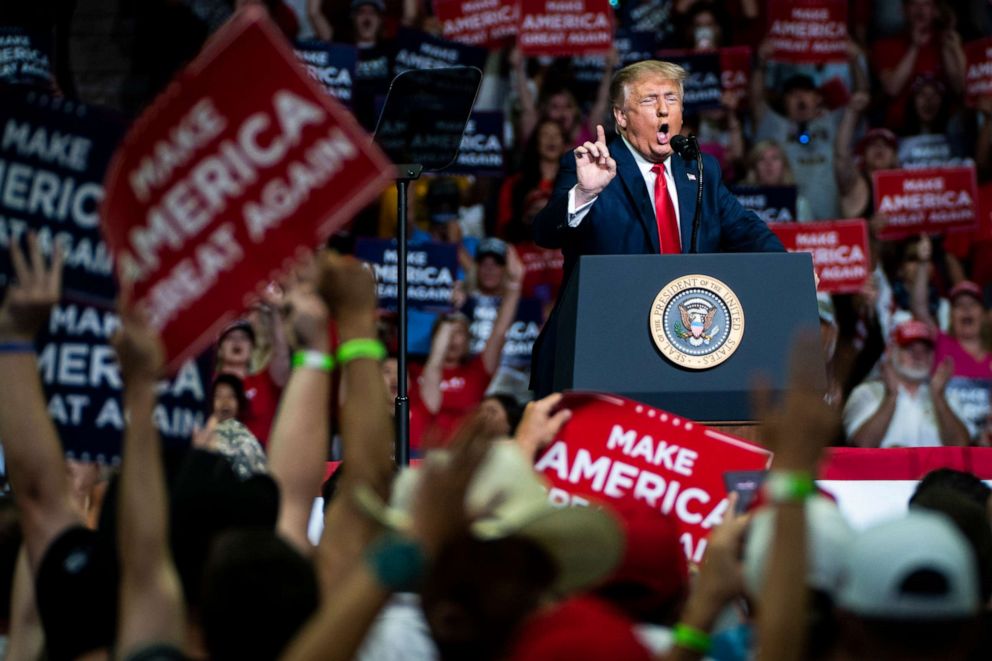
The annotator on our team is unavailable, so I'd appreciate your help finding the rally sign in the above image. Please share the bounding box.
[720,46,751,104]
[0,93,209,462]
[731,185,797,223]
[100,8,394,373]
[0,27,53,90]
[517,0,614,57]
[433,0,519,48]
[571,31,655,102]
[447,111,504,177]
[0,93,123,305]
[965,38,992,106]
[354,238,458,313]
[945,377,991,440]
[766,0,847,64]
[464,295,543,368]
[768,219,869,294]
[293,40,357,106]
[393,28,488,76]
[656,50,722,112]
[872,166,978,240]
[618,0,675,47]
[535,392,772,563]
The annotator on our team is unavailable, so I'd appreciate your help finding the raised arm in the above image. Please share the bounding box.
[878,37,922,97]
[307,0,332,40]
[0,235,80,568]
[113,303,186,657]
[756,335,839,661]
[909,235,937,327]
[480,247,523,374]
[749,40,772,127]
[267,268,332,554]
[511,46,539,147]
[834,92,869,197]
[315,254,396,586]
[930,358,971,447]
[419,320,455,414]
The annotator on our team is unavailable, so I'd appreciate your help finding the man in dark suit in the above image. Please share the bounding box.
[531,60,786,395]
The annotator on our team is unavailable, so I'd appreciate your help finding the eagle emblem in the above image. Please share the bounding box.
[675,298,719,346]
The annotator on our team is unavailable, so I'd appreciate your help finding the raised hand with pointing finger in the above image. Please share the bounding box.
[574,124,616,206]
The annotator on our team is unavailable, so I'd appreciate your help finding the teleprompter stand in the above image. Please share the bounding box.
[373,66,481,466]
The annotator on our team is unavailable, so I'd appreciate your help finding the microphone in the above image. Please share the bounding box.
[670,134,698,160]
[670,134,703,253]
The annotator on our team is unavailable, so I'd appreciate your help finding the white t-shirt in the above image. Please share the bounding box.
[843,380,967,447]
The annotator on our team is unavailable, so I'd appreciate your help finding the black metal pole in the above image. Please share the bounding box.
[395,177,410,467]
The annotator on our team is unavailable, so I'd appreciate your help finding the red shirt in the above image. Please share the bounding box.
[413,355,492,448]
[240,370,282,446]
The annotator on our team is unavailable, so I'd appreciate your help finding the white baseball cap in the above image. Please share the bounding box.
[743,495,855,598]
[836,510,980,619]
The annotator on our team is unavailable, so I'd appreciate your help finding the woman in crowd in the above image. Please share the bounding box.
[741,140,814,221]
[497,117,568,236]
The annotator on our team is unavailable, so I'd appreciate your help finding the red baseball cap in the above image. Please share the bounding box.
[856,128,898,156]
[891,319,935,347]
[603,502,688,610]
[508,596,652,661]
[948,280,984,305]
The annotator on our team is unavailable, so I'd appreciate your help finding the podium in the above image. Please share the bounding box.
[549,253,823,424]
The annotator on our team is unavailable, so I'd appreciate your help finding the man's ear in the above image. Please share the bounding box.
[612,106,626,132]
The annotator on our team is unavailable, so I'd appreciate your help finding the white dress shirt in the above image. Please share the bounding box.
[566,136,682,234]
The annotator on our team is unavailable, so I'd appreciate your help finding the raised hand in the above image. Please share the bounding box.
[931,356,954,394]
[317,252,378,337]
[514,393,572,460]
[0,233,62,342]
[111,302,165,383]
[574,124,617,204]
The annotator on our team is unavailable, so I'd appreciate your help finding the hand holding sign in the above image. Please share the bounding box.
[514,393,573,460]
[0,234,62,343]
[575,125,616,204]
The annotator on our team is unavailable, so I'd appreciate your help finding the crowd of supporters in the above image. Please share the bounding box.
[1,0,992,659]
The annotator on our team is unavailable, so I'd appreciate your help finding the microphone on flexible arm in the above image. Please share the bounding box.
[670,134,703,254]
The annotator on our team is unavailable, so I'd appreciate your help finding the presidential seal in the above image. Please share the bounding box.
[649,275,745,369]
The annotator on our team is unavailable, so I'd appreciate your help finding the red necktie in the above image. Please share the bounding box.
[651,163,681,254]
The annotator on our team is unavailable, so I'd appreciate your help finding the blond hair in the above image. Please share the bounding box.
[609,60,687,134]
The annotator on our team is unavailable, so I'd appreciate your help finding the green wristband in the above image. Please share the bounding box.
[336,338,386,365]
[764,470,816,504]
[673,623,712,654]
[292,350,335,372]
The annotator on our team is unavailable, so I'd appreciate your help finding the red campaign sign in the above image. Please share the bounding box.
[518,0,614,56]
[965,38,992,106]
[101,8,394,372]
[534,392,772,563]
[769,219,869,294]
[872,166,979,240]
[766,0,847,64]
[434,0,519,48]
[719,46,751,103]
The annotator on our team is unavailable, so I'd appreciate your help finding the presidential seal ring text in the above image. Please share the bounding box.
[649,275,745,370]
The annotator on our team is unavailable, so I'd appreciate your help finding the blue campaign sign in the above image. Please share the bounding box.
[447,111,504,177]
[731,185,799,223]
[293,40,357,106]
[0,27,53,90]
[945,377,992,439]
[0,92,210,462]
[393,28,488,76]
[354,237,458,313]
[464,294,543,368]
[657,50,722,113]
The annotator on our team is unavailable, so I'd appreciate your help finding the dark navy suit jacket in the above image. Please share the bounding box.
[530,136,785,395]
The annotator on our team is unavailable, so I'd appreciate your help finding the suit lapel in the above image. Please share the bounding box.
[670,154,698,253]
[612,137,660,253]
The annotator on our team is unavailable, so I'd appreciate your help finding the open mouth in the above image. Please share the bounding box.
[657,123,670,144]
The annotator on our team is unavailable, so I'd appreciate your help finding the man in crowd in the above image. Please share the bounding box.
[843,319,970,447]
[531,59,784,396]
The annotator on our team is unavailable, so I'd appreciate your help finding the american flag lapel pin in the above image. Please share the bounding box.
[687,173,696,181]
